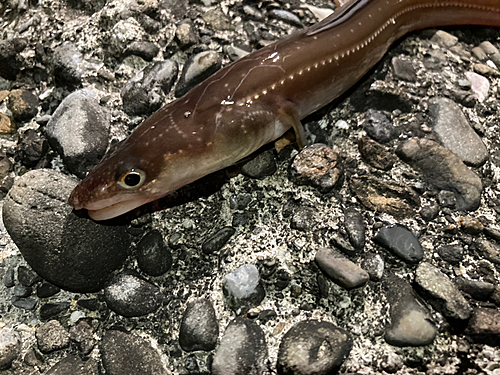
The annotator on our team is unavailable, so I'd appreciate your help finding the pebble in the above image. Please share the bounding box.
[12,298,37,310]
[13,284,32,297]
[474,238,500,264]
[350,175,420,218]
[2,169,131,292]
[37,282,60,298]
[437,244,464,265]
[315,247,369,290]
[202,226,236,254]
[179,298,219,352]
[224,264,265,313]
[45,355,99,375]
[290,144,341,194]
[0,113,13,134]
[39,302,71,320]
[101,330,170,375]
[212,317,268,375]
[465,71,490,102]
[290,206,318,232]
[136,230,172,276]
[277,320,352,375]
[17,265,39,286]
[437,190,456,208]
[52,42,85,89]
[362,253,385,281]
[457,216,484,234]
[383,274,436,346]
[484,227,500,243]
[420,203,440,221]
[428,97,489,167]
[344,207,366,251]
[430,30,458,47]
[414,262,471,320]
[69,320,95,355]
[391,56,417,82]
[176,50,222,97]
[7,89,39,123]
[455,277,494,301]
[358,136,397,170]
[268,9,303,27]
[104,273,162,317]
[330,235,358,256]
[121,60,178,115]
[466,308,500,346]
[397,138,482,211]
[124,41,159,61]
[0,328,20,370]
[16,129,49,168]
[373,224,423,264]
[175,21,199,50]
[0,38,26,80]
[36,320,70,354]
[45,89,110,178]
[202,8,234,31]
[3,267,14,288]
[241,150,277,179]
[363,109,398,144]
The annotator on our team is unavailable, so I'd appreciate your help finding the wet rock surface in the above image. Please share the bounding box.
[277,320,352,375]
[212,317,268,375]
[0,2,500,375]
[2,169,131,292]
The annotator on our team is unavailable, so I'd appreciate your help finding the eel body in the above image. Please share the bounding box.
[68,0,500,220]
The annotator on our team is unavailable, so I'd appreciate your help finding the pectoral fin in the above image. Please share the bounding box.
[277,108,308,149]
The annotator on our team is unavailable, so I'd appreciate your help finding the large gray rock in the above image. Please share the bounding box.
[45,89,110,179]
[2,169,131,292]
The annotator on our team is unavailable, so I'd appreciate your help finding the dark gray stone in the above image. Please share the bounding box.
[277,320,352,375]
[374,225,423,264]
[3,267,14,288]
[241,150,277,179]
[315,247,369,290]
[2,169,131,292]
[16,129,49,168]
[179,299,219,352]
[124,41,159,61]
[397,138,482,211]
[69,320,95,355]
[175,50,221,97]
[45,89,110,178]
[121,60,178,115]
[268,9,303,27]
[212,317,268,375]
[39,302,71,320]
[290,206,318,232]
[384,274,436,346]
[414,262,471,320]
[428,97,489,167]
[101,330,170,375]
[104,273,162,317]
[437,244,464,265]
[46,355,99,375]
[136,230,172,276]
[0,328,20,370]
[52,42,84,89]
[474,238,500,264]
[36,320,70,354]
[202,227,236,254]
[466,307,500,346]
[363,109,398,144]
[362,253,385,281]
[391,56,417,82]
[344,207,366,250]
[456,277,495,301]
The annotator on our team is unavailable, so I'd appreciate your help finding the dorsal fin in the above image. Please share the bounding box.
[307,0,370,36]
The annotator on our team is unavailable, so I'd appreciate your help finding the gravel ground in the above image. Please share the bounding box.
[1,0,500,374]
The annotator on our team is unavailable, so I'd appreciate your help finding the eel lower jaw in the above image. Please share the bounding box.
[86,198,148,221]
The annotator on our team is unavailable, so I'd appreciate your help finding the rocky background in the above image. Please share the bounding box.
[1,0,500,374]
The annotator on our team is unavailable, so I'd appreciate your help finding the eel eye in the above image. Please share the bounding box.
[117,169,146,189]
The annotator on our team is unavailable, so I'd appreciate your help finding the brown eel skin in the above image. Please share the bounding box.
[68,0,500,220]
